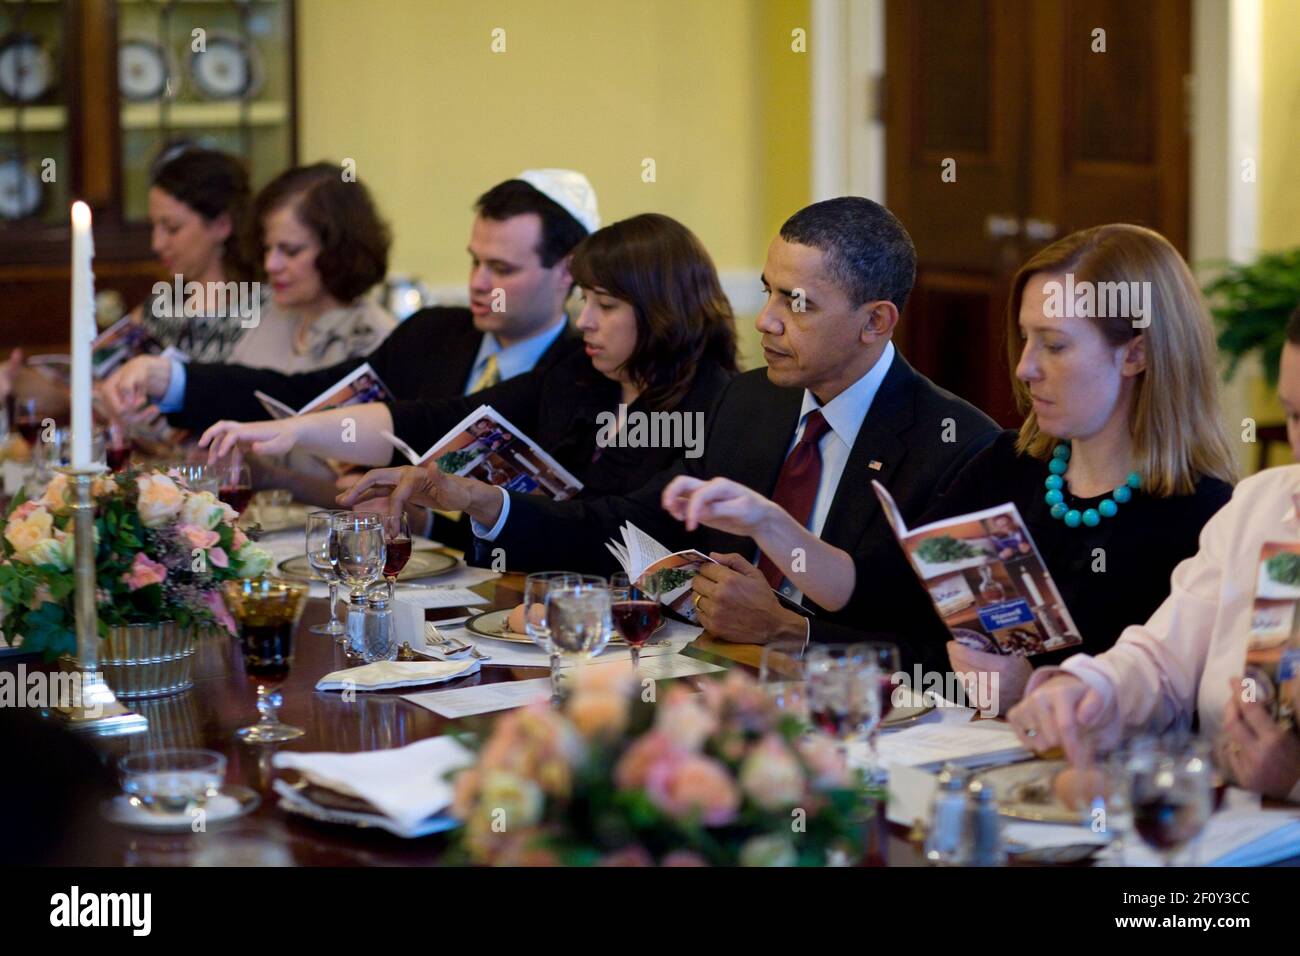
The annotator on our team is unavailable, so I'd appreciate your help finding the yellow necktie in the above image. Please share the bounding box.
[437,354,501,525]
[470,352,500,393]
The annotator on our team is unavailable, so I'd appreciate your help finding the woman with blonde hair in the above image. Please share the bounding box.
[660,223,1236,707]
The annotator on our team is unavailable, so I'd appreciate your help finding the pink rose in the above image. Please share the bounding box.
[208,546,229,569]
[655,684,718,751]
[661,850,709,867]
[8,500,39,523]
[614,730,677,790]
[597,845,654,867]
[739,734,807,810]
[204,589,237,635]
[121,552,167,590]
[231,527,249,550]
[177,523,220,551]
[796,734,852,790]
[644,753,740,826]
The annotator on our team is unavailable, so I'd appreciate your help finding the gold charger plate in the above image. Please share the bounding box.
[277,550,458,583]
[463,607,667,646]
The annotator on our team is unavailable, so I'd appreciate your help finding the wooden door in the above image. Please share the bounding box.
[884,0,1191,425]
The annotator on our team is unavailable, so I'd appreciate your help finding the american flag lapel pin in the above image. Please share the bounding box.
[868,460,883,471]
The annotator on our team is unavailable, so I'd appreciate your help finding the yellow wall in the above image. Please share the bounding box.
[296,0,810,367]
[1259,0,1300,253]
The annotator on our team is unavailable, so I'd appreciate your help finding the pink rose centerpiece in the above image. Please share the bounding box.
[0,468,272,658]
[449,668,868,866]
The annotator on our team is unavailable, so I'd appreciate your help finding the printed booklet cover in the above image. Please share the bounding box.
[382,405,583,501]
[872,480,1081,656]
[1244,540,1300,728]
[254,362,394,420]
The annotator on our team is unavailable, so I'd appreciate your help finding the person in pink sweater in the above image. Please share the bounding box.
[1008,464,1300,802]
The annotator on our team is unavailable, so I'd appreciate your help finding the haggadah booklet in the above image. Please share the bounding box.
[872,480,1082,657]
[1244,540,1300,728]
[604,522,815,627]
[381,405,583,502]
[254,362,394,420]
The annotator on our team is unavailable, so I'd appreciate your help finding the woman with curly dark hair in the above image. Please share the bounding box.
[198,213,739,499]
[226,162,396,372]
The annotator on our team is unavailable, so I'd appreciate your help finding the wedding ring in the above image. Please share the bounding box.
[1024,727,1038,738]
[692,593,703,610]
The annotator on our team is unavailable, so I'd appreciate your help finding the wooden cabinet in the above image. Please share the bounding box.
[0,0,297,352]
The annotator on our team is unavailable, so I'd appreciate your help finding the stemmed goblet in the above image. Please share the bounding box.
[221,578,310,743]
[609,571,661,676]
[306,509,346,637]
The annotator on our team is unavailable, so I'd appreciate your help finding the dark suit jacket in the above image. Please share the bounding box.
[390,350,734,497]
[166,307,580,433]
[477,352,1000,671]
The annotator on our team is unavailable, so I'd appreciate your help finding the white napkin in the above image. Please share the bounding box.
[315,659,479,691]
[272,736,475,831]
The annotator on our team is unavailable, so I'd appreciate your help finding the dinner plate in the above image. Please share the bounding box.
[0,33,52,103]
[102,785,260,832]
[188,32,262,100]
[119,38,171,101]
[464,607,649,645]
[241,502,310,534]
[974,759,1089,824]
[0,157,41,220]
[277,550,458,583]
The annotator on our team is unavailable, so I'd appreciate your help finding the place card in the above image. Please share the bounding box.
[394,586,491,609]
[404,653,726,718]
[869,721,1029,772]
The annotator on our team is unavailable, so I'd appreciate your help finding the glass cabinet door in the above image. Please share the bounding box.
[117,0,295,221]
[0,0,70,227]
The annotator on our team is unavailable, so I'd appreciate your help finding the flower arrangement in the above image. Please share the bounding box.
[0,469,273,659]
[449,667,872,866]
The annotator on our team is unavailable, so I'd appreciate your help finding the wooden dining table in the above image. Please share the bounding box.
[2,566,926,866]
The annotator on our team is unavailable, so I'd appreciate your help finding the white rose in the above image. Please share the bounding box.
[25,537,68,570]
[135,474,185,529]
[179,491,226,531]
[235,543,272,578]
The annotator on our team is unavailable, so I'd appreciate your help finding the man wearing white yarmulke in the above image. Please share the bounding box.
[102,170,600,433]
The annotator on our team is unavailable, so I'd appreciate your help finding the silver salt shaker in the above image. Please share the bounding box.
[924,763,971,865]
[966,778,1006,866]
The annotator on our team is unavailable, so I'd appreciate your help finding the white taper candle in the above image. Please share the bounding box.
[70,201,95,468]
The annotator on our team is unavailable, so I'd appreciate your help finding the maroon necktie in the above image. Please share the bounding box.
[757,409,832,589]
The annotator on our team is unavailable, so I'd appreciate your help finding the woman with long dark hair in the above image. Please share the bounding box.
[197,213,739,498]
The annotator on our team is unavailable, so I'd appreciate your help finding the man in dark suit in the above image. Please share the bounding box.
[100,171,598,432]
[342,198,999,671]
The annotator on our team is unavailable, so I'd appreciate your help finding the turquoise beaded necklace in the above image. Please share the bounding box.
[1044,443,1140,528]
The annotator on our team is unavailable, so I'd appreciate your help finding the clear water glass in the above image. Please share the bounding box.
[333,512,386,602]
[306,509,347,637]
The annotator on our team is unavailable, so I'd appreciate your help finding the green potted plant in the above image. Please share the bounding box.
[1203,248,1300,385]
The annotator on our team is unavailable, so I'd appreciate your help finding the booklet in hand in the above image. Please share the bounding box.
[603,521,813,626]
[91,316,174,378]
[381,405,583,501]
[871,480,1081,657]
[1244,541,1300,728]
[254,362,394,420]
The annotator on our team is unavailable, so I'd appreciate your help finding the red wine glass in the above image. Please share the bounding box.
[218,460,253,516]
[610,571,662,675]
[379,512,411,601]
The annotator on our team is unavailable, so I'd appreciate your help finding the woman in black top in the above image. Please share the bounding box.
[660,224,1237,707]
[198,213,738,505]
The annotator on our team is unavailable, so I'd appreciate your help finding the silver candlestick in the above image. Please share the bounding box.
[49,465,147,736]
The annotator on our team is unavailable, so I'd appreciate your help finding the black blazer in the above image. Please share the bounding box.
[478,352,1000,670]
[166,307,581,433]
[389,349,734,497]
